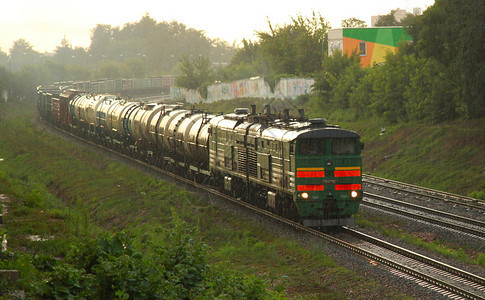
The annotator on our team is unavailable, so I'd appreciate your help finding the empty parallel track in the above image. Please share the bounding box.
[364,174,485,212]
[362,192,485,239]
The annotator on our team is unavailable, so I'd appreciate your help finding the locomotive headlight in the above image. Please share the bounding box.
[351,191,359,198]
[301,192,309,199]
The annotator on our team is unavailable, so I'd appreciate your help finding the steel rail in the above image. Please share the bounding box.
[364,192,485,227]
[362,195,485,238]
[343,227,485,286]
[363,174,485,211]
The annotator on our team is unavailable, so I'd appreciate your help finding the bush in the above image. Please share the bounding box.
[24,216,282,299]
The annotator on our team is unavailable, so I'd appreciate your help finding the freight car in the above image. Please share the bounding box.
[37,87,363,228]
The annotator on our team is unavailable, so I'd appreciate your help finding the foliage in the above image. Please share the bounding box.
[85,14,233,75]
[408,0,485,119]
[20,219,282,299]
[341,17,367,28]
[256,12,330,77]
[0,13,235,99]
[374,12,399,26]
[307,50,363,116]
[9,39,42,71]
[221,39,268,81]
[175,55,215,99]
[404,57,458,123]
[308,0,485,124]
[367,53,415,123]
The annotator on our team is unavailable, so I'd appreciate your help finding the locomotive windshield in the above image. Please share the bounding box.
[298,138,357,155]
[332,138,356,154]
[298,139,326,155]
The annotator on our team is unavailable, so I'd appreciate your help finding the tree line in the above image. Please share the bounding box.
[177,0,484,122]
[1,0,484,122]
[307,0,484,122]
[234,0,483,122]
[0,14,234,100]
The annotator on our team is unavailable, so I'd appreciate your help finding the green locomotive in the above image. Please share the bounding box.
[209,105,363,227]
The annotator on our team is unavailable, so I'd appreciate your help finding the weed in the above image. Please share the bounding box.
[478,254,485,268]
[468,191,485,200]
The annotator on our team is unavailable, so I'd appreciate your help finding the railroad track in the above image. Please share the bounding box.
[41,120,485,299]
[362,192,485,239]
[340,228,485,299]
[363,174,485,212]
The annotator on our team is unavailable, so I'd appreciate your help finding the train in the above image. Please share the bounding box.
[37,86,364,228]
[52,76,175,95]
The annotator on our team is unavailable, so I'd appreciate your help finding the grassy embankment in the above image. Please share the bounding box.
[0,100,409,298]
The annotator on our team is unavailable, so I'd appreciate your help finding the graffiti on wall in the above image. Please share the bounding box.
[172,77,314,103]
[170,87,202,103]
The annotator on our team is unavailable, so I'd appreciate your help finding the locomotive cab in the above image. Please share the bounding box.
[294,129,363,227]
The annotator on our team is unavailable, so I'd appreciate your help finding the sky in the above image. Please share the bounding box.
[0,0,435,53]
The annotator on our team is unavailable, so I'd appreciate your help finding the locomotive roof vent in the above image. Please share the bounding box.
[309,118,327,127]
[298,109,306,121]
[284,109,290,123]
[251,105,257,115]
[264,104,271,115]
[234,108,250,115]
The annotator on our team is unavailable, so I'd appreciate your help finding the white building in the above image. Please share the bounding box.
[371,7,422,26]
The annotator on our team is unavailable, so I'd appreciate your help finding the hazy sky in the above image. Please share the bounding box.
[1,0,435,53]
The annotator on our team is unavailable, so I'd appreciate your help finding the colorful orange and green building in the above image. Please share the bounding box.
[328,27,412,67]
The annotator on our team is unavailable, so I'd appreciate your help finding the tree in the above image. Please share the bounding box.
[341,17,367,28]
[55,36,75,64]
[0,65,12,100]
[9,39,40,71]
[348,67,375,119]
[308,50,362,116]
[404,58,458,123]
[368,53,416,123]
[0,49,8,67]
[229,39,260,67]
[221,39,267,81]
[409,0,485,119]
[375,12,399,26]
[89,24,113,62]
[312,50,360,96]
[175,55,215,98]
[256,12,330,77]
